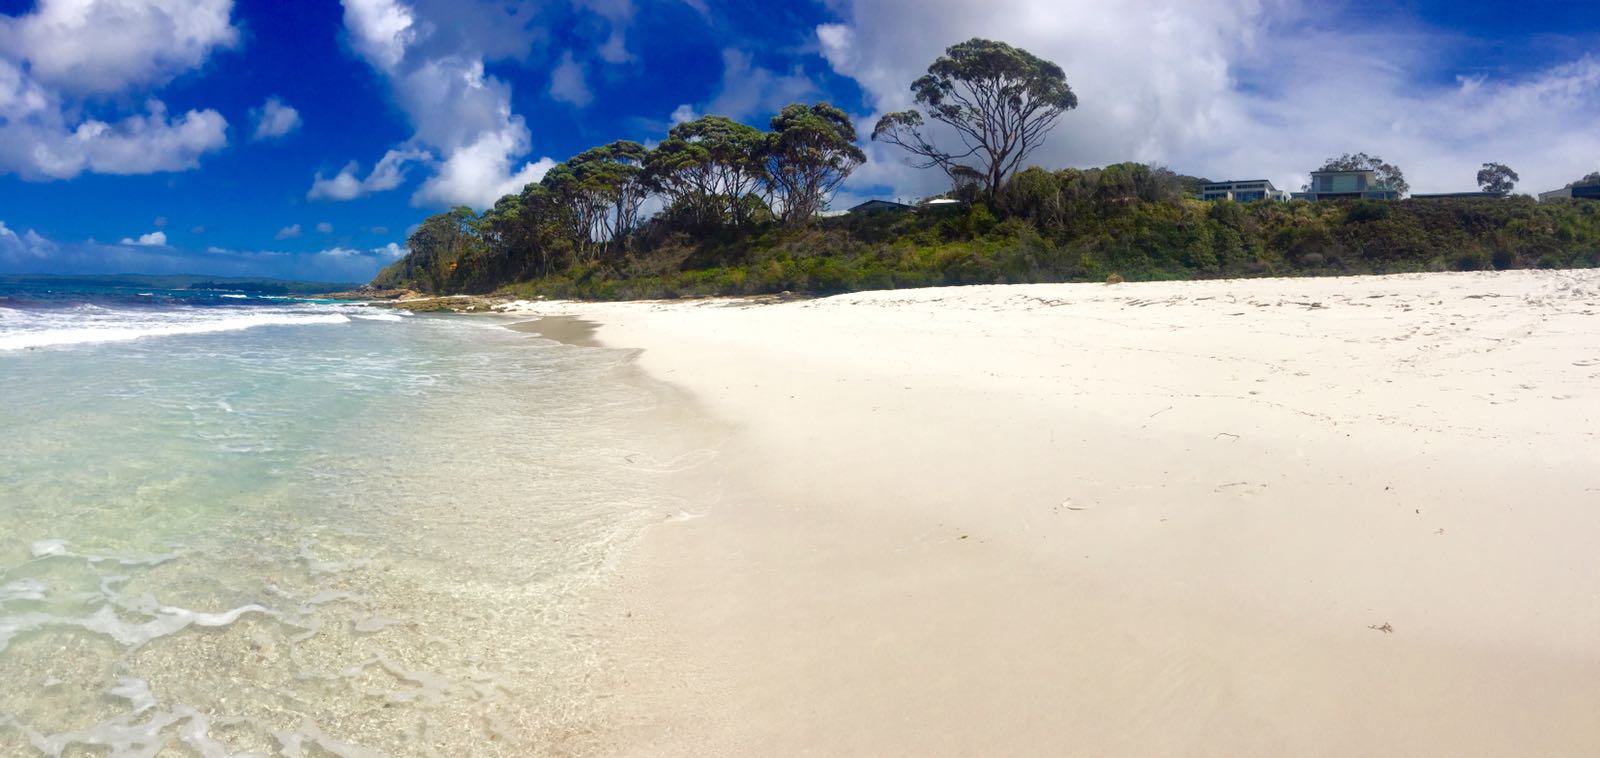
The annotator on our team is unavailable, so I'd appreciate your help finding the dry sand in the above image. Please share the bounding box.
[511,270,1600,756]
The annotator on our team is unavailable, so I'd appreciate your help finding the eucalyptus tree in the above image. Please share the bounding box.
[1310,153,1409,195]
[766,103,865,223]
[645,115,768,228]
[871,38,1078,201]
[1476,162,1518,195]
[1565,171,1600,188]
[539,161,610,261]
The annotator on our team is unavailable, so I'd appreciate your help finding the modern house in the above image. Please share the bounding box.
[1538,184,1600,202]
[847,199,914,214]
[1198,180,1289,202]
[1291,170,1401,201]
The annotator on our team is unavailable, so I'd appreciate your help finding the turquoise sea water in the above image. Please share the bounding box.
[0,290,711,755]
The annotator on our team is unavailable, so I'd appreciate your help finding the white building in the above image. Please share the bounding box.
[1198,180,1289,202]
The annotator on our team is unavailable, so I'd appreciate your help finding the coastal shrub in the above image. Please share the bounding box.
[364,170,1600,300]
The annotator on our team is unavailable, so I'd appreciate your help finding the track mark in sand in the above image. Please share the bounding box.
[1215,482,1267,496]
[1368,622,1395,634]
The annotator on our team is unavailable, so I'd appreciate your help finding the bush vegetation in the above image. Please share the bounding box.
[370,36,1600,300]
[374,164,1600,300]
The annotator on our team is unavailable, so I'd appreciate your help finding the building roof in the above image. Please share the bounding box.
[1309,168,1377,177]
[847,199,913,213]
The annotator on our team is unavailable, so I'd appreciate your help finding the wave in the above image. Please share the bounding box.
[0,312,352,351]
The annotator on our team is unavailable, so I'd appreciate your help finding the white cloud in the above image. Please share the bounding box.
[307,148,430,200]
[153,216,168,228]
[342,0,419,73]
[275,224,302,240]
[415,137,555,209]
[119,230,168,246]
[250,96,302,140]
[819,0,1600,198]
[703,48,817,121]
[332,0,570,208]
[316,221,335,233]
[549,51,593,107]
[5,0,239,94]
[669,103,698,125]
[0,1,236,180]
[0,220,57,263]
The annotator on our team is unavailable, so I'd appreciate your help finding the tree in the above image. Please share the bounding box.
[766,103,866,223]
[1310,153,1409,195]
[1476,162,1518,195]
[566,140,651,256]
[382,206,483,293]
[1566,171,1600,188]
[645,115,769,229]
[872,38,1077,201]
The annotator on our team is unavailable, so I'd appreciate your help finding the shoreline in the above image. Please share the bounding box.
[510,270,1599,756]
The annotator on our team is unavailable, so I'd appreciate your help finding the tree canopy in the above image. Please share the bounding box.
[767,103,866,223]
[1566,171,1600,189]
[1476,162,1518,195]
[872,38,1077,201]
[1313,153,1409,195]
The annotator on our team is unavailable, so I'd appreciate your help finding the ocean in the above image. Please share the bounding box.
[0,284,713,755]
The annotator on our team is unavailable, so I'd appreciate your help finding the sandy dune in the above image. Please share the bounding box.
[512,270,1600,756]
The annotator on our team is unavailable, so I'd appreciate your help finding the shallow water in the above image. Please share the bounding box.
[0,299,714,755]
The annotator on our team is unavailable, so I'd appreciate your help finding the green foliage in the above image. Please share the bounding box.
[767,103,865,223]
[1566,171,1600,189]
[872,38,1077,200]
[1477,162,1518,195]
[1313,152,1409,195]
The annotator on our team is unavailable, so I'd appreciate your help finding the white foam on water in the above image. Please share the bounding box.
[28,540,67,558]
[0,312,352,351]
[349,311,403,321]
[13,677,249,758]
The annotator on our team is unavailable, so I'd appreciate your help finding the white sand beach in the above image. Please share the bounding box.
[515,270,1600,756]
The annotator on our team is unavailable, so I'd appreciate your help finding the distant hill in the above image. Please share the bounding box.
[0,274,356,295]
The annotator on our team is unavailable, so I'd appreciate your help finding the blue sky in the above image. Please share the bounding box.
[2,0,1598,282]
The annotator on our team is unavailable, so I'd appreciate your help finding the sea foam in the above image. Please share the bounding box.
[0,312,351,350]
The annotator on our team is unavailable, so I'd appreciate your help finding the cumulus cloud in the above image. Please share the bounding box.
[250,96,302,140]
[316,222,334,234]
[307,148,430,200]
[275,224,302,240]
[549,51,593,107]
[119,230,168,246]
[0,220,58,264]
[818,0,1600,198]
[0,0,236,180]
[416,140,556,209]
[703,48,817,121]
[328,0,566,209]
[5,0,238,94]
[668,103,698,125]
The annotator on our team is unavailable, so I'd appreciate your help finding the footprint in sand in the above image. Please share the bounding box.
[1215,482,1268,496]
